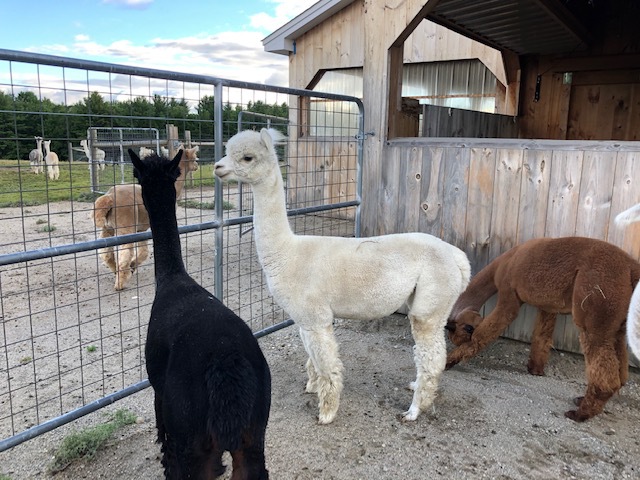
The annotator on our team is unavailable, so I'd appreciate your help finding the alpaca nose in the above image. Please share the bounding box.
[214,163,226,177]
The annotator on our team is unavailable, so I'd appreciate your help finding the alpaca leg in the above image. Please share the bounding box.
[131,240,149,272]
[299,328,320,393]
[527,310,557,375]
[299,325,343,424]
[99,247,117,273]
[114,244,135,290]
[446,292,522,369]
[230,437,269,480]
[98,228,117,273]
[304,357,319,393]
[404,314,447,421]
[566,331,622,421]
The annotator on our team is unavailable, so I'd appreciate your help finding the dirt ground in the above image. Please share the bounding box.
[1,315,640,480]
[1,200,640,479]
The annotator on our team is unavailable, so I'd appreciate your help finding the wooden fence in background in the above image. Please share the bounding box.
[421,105,519,138]
[374,137,640,359]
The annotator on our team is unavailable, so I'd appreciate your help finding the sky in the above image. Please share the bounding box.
[3,0,318,87]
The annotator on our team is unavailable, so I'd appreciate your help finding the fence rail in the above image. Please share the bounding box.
[0,48,364,452]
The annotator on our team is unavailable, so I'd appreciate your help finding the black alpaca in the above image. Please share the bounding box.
[130,149,271,480]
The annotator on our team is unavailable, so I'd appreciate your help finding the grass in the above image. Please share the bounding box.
[0,160,217,207]
[49,409,138,473]
[179,198,234,210]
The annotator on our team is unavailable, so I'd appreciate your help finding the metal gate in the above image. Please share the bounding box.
[0,48,364,451]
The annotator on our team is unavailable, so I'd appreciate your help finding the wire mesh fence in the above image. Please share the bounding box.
[0,49,363,451]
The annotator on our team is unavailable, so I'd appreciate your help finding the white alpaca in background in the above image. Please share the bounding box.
[138,146,155,158]
[29,136,44,174]
[615,203,640,359]
[80,139,106,171]
[215,128,471,424]
[43,140,60,180]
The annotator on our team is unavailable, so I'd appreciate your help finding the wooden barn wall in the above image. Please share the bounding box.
[519,58,640,141]
[422,105,519,138]
[368,137,640,356]
[287,139,358,219]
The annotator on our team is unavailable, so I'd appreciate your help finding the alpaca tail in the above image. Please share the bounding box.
[451,247,472,293]
[93,194,113,228]
[205,352,259,451]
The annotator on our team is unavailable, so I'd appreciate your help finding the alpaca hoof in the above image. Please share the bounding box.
[317,411,336,425]
[445,360,458,370]
[305,381,318,394]
[564,409,588,422]
[402,406,420,422]
[527,364,545,376]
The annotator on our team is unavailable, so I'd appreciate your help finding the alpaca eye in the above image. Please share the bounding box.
[463,324,475,335]
[243,155,253,162]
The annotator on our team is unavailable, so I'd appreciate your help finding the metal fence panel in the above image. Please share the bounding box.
[0,49,363,451]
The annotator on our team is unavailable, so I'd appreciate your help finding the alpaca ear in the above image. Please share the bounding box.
[171,150,183,170]
[128,148,144,171]
[260,128,274,150]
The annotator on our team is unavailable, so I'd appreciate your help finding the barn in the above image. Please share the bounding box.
[263,0,640,355]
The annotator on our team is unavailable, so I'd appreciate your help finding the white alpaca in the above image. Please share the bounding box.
[42,140,60,181]
[214,129,471,424]
[615,203,640,359]
[29,136,44,174]
[80,139,106,171]
[139,146,155,158]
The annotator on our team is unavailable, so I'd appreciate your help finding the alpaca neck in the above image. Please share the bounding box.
[250,166,294,267]
[452,257,499,315]
[144,189,186,284]
[174,166,187,200]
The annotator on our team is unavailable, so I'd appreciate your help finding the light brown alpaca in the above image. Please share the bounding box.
[445,236,640,422]
[93,146,199,290]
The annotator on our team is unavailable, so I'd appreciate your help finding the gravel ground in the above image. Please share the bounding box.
[2,314,640,480]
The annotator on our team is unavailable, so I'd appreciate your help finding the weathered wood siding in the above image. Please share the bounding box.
[288,1,504,91]
[422,105,519,138]
[364,137,640,357]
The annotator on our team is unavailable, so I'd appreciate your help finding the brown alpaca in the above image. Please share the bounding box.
[93,146,199,290]
[445,236,640,422]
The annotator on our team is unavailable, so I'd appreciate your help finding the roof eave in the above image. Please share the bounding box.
[263,0,355,55]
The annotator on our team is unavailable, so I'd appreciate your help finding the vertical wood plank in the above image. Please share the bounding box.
[379,147,402,234]
[441,147,470,248]
[396,146,423,233]
[574,150,617,239]
[418,146,445,237]
[489,148,523,258]
[465,147,496,274]
[516,149,551,243]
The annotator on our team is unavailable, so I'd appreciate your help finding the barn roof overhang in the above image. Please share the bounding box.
[263,0,594,57]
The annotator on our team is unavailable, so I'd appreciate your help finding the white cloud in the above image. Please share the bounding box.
[250,0,317,32]
[74,34,90,42]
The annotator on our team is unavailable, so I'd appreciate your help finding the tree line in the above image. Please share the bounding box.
[0,90,289,161]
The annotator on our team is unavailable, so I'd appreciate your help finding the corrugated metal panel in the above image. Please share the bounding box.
[430,0,588,55]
